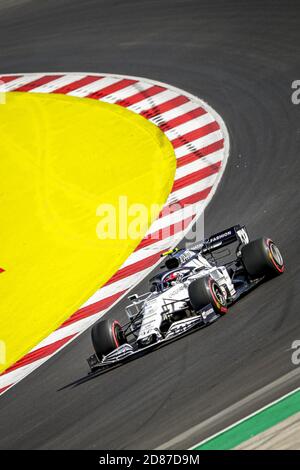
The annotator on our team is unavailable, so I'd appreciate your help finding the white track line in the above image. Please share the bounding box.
[157,368,300,450]
[156,368,300,450]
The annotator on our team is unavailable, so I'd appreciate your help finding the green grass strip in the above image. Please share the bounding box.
[194,389,300,450]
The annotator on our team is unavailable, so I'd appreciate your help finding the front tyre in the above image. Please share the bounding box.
[91,318,126,360]
[241,237,284,279]
[188,276,228,315]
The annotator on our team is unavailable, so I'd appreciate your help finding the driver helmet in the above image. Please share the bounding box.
[164,271,180,288]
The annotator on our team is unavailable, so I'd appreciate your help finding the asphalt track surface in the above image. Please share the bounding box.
[0,0,299,450]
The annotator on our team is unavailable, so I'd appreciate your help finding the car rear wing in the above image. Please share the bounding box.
[192,225,249,254]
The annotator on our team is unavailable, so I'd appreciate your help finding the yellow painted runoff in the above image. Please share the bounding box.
[0,92,175,373]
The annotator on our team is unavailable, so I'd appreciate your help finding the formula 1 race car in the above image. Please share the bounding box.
[87,225,284,372]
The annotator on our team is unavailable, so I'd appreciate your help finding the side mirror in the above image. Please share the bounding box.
[165,257,180,270]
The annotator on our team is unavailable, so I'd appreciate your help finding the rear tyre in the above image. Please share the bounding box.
[91,318,126,360]
[241,237,284,279]
[188,276,228,315]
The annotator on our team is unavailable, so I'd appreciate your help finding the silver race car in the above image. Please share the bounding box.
[87,225,284,372]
